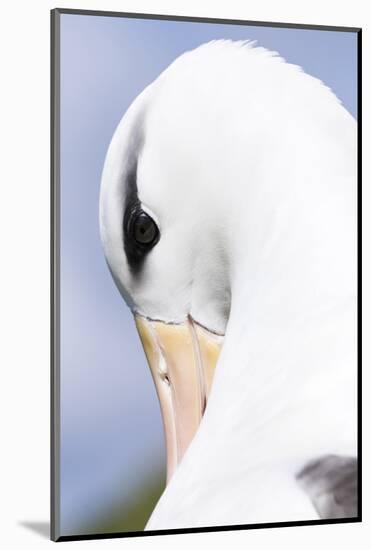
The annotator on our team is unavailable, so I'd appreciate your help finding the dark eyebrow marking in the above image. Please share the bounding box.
[121,111,160,275]
[122,159,148,274]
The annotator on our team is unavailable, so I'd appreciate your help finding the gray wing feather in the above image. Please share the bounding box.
[297,455,358,519]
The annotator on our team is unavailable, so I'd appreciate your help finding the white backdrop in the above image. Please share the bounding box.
[0,0,368,549]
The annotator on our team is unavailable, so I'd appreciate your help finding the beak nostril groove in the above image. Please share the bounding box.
[160,372,171,386]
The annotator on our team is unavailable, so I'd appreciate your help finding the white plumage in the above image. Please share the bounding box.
[100,40,357,529]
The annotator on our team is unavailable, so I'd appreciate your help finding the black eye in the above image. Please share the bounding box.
[132,211,159,246]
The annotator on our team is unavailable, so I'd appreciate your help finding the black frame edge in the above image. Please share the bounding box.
[56,517,361,543]
[356,28,362,523]
[51,7,61,543]
[54,7,361,33]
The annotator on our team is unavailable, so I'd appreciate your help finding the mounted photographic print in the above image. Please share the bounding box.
[51,8,361,542]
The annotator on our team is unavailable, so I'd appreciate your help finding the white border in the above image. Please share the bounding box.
[1,1,368,548]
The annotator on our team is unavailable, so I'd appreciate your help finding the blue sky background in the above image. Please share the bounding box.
[59,13,357,536]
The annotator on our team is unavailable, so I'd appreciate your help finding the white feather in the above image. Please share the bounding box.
[100,40,357,528]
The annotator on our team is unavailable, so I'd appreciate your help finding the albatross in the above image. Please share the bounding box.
[99,40,357,529]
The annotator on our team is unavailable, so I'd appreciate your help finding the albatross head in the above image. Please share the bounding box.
[100,40,356,484]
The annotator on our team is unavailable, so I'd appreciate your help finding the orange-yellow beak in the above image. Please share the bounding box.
[135,314,223,483]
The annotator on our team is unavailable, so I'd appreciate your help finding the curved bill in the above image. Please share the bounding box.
[135,314,224,483]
